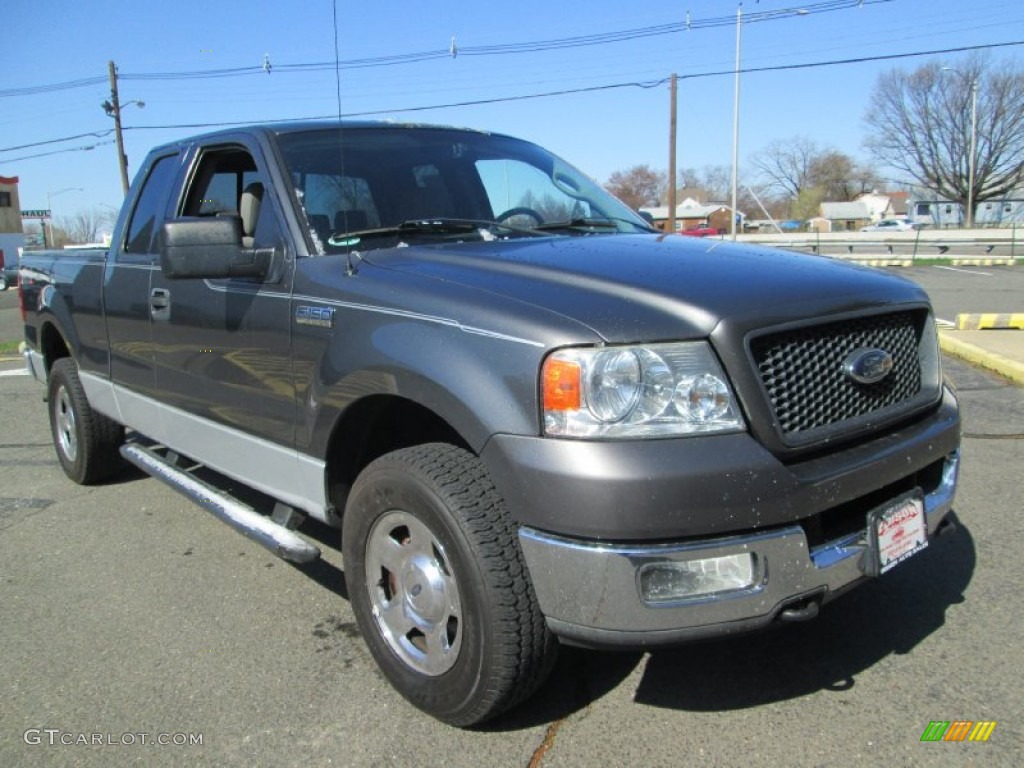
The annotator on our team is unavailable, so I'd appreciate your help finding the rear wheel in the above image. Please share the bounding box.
[0,275,8,291]
[48,358,124,484]
[342,443,556,726]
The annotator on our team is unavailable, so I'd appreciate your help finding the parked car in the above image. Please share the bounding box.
[680,224,720,237]
[861,218,916,232]
[0,248,18,291]
[20,121,960,727]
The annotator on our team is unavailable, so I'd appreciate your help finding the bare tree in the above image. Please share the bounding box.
[673,165,732,204]
[699,165,732,202]
[605,165,665,210]
[752,138,881,220]
[57,208,115,245]
[865,55,1024,225]
[809,151,882,201]
[750,137,821,199]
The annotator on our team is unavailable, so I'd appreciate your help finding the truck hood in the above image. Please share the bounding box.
[366,234,929,343]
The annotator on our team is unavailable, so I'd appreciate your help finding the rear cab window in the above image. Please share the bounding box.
[123,154,179,255]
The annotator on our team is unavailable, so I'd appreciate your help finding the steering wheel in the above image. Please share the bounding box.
[494,207,545,226]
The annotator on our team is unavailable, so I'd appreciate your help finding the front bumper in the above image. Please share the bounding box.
[518,449,958,649]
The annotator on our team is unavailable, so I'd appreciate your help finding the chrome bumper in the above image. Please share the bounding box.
[519,450,959,648]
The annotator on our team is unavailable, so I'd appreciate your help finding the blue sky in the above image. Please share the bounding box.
[2,0,1022,221]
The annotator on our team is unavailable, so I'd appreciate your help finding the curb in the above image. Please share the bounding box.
[951,258,1016,267]
[845,258,914,267]
[939,332,1024,385]
[955,313,1024,330]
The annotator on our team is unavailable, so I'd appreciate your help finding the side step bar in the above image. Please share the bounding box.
[120,443,321,564]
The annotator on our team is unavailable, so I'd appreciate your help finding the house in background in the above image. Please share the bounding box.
[641,197,744,233]
[816,201,872,232]
[976,197,1024,226]
[0,175,26,274]
[854,191,894,222]
[888,191,910,217]
[910,196,1024,228]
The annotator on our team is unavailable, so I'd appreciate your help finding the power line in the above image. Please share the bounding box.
[1,0,886,96]
[119,39,1024,131]
[0,129,114,154]
[0,75,107,98]
[5,37,1022,162]
[4,140,114,164]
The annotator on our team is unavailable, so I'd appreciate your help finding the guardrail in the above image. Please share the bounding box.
[734,227,1019,265]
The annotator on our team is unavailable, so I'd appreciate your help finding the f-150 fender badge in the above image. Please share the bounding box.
[295,305,335,329]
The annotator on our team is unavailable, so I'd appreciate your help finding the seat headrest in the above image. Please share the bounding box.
[240,182,265,237]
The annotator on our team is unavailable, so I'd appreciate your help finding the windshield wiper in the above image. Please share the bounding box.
[532,217,621,233]
[326,218,541,247]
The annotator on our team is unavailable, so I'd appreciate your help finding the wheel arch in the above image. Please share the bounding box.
[39,319,72,375]
[324,394,472,516]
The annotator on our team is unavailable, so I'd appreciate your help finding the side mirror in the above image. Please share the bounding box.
[159,217,269,280]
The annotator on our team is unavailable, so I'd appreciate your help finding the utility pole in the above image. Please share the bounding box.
[108,60,130,196]
[668,73,677,234]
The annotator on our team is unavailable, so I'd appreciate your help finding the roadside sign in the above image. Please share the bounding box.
[20,209,50,218]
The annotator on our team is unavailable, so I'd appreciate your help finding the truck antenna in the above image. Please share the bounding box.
[332,0,356,271]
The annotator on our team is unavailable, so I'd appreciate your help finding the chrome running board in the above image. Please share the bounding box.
[120,442,321,564]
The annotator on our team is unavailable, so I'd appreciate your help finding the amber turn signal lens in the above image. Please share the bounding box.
[542,358,581,411]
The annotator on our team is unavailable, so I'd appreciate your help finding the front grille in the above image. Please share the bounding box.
[750,311,925,441]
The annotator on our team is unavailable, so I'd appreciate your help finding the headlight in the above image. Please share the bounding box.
[542,342,746,438]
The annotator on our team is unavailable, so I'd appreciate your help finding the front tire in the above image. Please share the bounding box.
[48,358,124,484]
[342,443,556,726]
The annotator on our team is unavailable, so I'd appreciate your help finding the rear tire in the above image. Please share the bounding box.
[0,275,8,291]
[48,358,124,484]
[343,443,557,726]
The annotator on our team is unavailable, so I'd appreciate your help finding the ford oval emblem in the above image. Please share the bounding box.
[842,348,894,385]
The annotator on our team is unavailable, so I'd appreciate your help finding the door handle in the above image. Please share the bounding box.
[150,288,171,320]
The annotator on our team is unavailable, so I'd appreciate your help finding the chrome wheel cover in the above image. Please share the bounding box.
[365,510,462,676]
[54,385,78,462]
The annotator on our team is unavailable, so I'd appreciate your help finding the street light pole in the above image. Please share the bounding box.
[941,67,979,228]
[730,5,742,240]
[45,187,84,249]
[967,80,978,229]
[668,73,678,234]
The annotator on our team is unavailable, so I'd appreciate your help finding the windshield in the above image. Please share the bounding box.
[275,126,653,254]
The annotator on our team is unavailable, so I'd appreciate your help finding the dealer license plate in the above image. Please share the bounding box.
[868,493,927,576]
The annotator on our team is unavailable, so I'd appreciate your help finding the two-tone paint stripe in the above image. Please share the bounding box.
[955,313,1024,330]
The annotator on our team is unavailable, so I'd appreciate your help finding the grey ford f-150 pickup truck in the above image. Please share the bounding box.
[20,122,960,726]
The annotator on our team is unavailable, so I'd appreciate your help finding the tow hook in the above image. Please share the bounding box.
[777,591,825,623]
[936,515,958,537]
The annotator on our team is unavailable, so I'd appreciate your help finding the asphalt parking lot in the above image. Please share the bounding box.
[0,288,21,344]
[1,270,1022,767]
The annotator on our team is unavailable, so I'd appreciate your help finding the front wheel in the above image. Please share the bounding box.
[48,358,124,484]
[342,443,556,726]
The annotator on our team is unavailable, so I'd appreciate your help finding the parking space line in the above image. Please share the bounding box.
[933,265,993,277]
